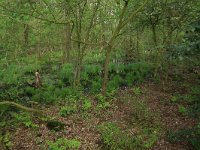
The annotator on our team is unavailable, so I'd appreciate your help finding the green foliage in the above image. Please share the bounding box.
[124,62,153,86]
[167,123,200,150]
[60,63,73,85]
[170,96,178,103]
[183,86,200,118]
[59,104,77,117]
[130,99,154,123]
[11,112,38,128]
[1,132,12,149]
[82,98,92,111]
[47,138,81,150]
[132,87,142,96]
[97,122,139,150]
[178,105,187,114]
[83,64,102,76]
[0,64,22,84]
[127,98,161,149]
[107,75,123,91]
[23,85,81,104]
[96,94,111,109]
[0,86,23,100]
[90,79,102,93]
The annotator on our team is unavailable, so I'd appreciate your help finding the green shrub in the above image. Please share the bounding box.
[82,98,92,111]
[95,94,111,109]
[178,105,187,114]
[97,122,139,150]
[83,64,102,76]
[47,138,81,150]
[59,105,77,117]
[183,86,200,118]
[90,80,101,93]
[1,132,13,149]
[167,123,200,150]
[132,87,142,96]
[107,75,123,91]
[60,63,73,85]
[0,64,22,84]
[24,87,36,97]
[11,112,38,128]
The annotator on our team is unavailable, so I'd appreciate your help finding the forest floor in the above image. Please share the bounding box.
[9,81,197,150]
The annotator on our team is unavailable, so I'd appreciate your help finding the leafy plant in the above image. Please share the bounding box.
[11,112,38,128]
[132,87,142,95]
[59,105,77,117]
[167,123,200,150]
[178,105,187,114]
[170,96,178,103]
[60,63,73,85]
[47,138,81,150]
[2,132,13,149]
[82,98,92,111]
[97,122,139,150]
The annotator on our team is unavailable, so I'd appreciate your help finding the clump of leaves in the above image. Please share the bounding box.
[178,105,187,114]
[132,87,142,96]
[96,94,111,109]
[47,138,81,150]
[82,98,92,111]
[59,104,77,117]
[11,112,38,128]
[1,132,13,149]
[97,122,139,150]
[167,123,200,150]
[170,96,178,103]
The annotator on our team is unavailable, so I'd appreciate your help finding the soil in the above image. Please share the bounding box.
[10,82,197,150]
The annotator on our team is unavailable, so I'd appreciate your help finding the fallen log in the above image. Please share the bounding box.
[0,101,45,114]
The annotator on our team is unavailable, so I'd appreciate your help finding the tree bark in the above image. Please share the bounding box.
[63,22,71,63]
[101,0,149,96]
[152,24,157,46]
[74,0,100,86]
[24,24,29,48]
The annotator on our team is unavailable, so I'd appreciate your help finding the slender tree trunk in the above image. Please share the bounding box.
[63,22,71,63]
[75,0,100,86]
[73,7,82,86]
[102,45,112,95]
[136,28,139,55]
[24,24,29,48]
[152,24,157,46]
[101,0,149,96]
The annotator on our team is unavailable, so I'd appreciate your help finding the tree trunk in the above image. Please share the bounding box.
[102,45,112,95]
[63,22,71,63]
[74,0,100,86]
[24,24,29,48]
[101,0,148,96]
[152,24,157,46]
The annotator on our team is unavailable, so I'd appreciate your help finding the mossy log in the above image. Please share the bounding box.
[0,101,45,114]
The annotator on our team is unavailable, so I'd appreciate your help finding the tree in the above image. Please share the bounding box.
[101,0,149,95]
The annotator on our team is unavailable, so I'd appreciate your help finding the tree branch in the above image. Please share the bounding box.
[120,0,149,29]
[0,101,45,114]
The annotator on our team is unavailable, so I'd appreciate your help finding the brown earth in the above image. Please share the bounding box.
[10,82,197,150]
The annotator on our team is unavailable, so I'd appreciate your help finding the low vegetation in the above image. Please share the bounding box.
[0,0,199,149]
